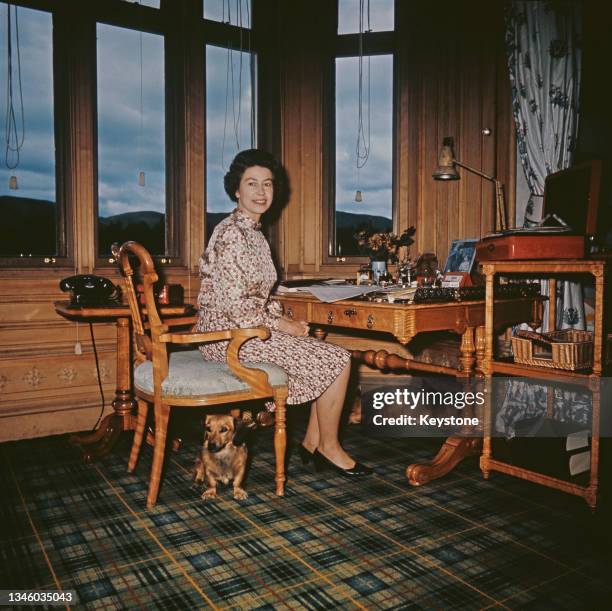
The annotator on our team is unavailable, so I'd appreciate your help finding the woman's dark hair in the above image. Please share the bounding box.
[224,149,286,203]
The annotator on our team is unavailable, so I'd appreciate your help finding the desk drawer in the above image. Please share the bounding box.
[280,301,309,321]
[310,302,395,333]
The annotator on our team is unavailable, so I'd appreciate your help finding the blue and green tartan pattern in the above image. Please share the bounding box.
[1,420,611,610]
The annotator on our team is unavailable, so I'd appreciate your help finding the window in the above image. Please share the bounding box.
[330,0,395,258]
[338,0,394,34]
[96,23,166,256]
[334,54,393,255]
[203,0,251,28]
[205,44,256,241]
[0,4,56,259]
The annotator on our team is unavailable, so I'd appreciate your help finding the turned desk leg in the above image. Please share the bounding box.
[458,327,475,377]
[475,326,486,374]
[313,327,327,341]
[71,316,137,462]
[481,270,495,376]
[593,270,604,376]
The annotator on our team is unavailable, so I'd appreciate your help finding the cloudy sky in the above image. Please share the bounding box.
[1,0,394,222]
[335,54,393,219]
[0,4,55,201]
[206,45,255,214]
[97,23,166,217]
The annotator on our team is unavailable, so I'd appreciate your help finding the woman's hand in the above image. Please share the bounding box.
[277,317,310,337]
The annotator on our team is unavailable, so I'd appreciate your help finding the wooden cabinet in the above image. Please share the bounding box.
[479,259,607,509]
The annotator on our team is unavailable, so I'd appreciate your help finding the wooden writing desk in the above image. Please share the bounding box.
[275,292,544,485]
[55,301,195,462]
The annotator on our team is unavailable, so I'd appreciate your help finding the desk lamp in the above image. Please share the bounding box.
[433,137,507,231]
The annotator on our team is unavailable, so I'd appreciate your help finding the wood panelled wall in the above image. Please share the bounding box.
[0,0,514,441]
[277,0,514,275]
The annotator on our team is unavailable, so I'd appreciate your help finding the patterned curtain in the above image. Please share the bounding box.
[500,2,590,438]
[505,0,584,331]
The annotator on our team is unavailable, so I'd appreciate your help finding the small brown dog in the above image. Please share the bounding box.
[193,414,255,501]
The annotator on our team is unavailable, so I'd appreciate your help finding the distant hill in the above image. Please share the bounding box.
[335,210,392,255]
[206,212,228,240]
[0,195,56,255]
[99,210,165,254]
[0,196,393,257]
[99,210,164,230]
[0,195,55,219]
[336,210,392,231]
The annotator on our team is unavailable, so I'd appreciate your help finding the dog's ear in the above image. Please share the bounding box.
[232,417,256,447]
[203,415,212,438]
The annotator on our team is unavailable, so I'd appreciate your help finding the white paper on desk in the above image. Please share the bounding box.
[276,285,313,293]
[307,285,379,302]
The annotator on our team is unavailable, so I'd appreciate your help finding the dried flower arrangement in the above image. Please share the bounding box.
[354,227,416,262]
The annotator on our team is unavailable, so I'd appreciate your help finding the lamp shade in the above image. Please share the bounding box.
[432,137,459,180]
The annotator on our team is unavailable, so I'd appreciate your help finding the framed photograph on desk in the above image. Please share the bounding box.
[442,238,478,287]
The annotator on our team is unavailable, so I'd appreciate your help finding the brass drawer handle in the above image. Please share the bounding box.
[343,309,357,317]
[367,314,374,329]
[286,306,294,319]
[327,311,334,324]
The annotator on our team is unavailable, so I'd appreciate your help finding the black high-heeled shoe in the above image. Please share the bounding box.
[312,449,373,477]
[298,444,315,465]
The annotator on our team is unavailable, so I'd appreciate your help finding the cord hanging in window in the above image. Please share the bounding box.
[221,0,252,168]
[354,0,371,202]
[3,3,25,189]
[246,0,255,147]
[137,4,145,187]
[234,0,244,149]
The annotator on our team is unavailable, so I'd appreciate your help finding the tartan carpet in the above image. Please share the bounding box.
[1,411,611,610]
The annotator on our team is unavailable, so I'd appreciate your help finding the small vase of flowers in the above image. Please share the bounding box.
[354,227,416,283]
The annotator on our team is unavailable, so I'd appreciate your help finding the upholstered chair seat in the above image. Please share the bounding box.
[134,350,288,397]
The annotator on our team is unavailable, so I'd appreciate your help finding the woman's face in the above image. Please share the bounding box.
[235,165,274,221]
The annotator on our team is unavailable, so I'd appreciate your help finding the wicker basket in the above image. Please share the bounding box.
[511,329,594,371]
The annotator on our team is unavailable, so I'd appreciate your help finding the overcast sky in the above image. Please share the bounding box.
[1,0,394,221]
[0,4,55,201]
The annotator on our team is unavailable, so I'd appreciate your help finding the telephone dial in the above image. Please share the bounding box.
[59,274,120,306]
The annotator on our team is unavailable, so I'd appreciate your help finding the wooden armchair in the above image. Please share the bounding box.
[116,241,289,508]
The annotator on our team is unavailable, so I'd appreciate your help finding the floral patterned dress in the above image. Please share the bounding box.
[195,208,350,405]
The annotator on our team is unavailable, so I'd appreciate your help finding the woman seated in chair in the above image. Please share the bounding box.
[195,148,371,477]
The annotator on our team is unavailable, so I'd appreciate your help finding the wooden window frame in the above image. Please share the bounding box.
[322,23,398,267]
[93,1,175,269]
[0,0,73,269]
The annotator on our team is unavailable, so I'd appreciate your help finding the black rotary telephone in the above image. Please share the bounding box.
[59,274,120,306]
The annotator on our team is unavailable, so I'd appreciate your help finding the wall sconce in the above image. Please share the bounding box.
[433,137,507,231]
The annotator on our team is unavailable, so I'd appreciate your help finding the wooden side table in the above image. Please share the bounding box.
[479,259,607,509]
[55,301,195,462]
